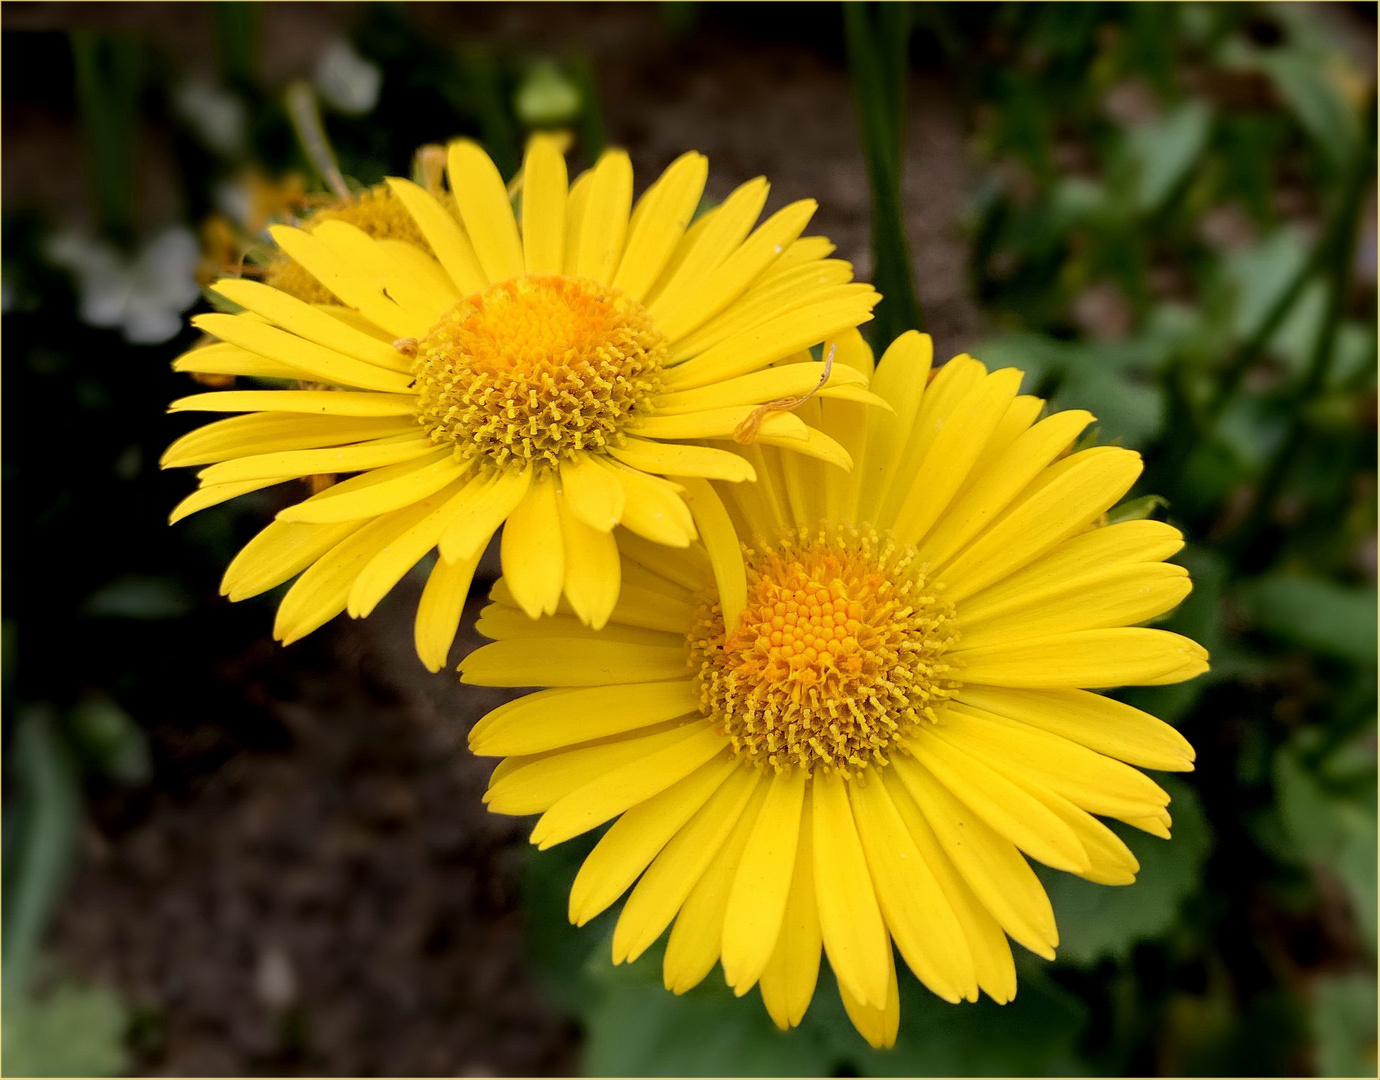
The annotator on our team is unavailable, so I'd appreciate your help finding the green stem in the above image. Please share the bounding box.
[1225,92,1375,563]
[71,33,142,245]
[844,1,924,342]
[285,81,349,200]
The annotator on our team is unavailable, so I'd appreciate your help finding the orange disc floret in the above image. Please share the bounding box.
[689,525,960,777]
[411,275,666,470]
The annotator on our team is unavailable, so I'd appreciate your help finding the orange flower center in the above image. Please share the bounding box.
[411,275,666,471]
[689,527,959,777]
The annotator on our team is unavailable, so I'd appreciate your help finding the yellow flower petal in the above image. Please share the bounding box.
[663,769,767,994]
[278,449,465,524]
[890,755,1058,960]
[469,679,701,757]
[652,359,866,416]
[599,461,696,547]
[611,151,708,302]
[959,562,1192,650]
[385,176,488,295]
[957,519,1186,623]
[273,504,433,645]
[721,767,806,994]
[757,809,822,1029]
[162,413,412,469]
[629,405,809,444]
[414,543,484,673]
[172,341,308,381]
[837,937,899,1050]
[521,133,568,275]
[447,138,524,283]
[210,277,412,372]
[485,723,700,816]
[312,220,456,320]
[169,390,416,418]
[646,176,769,315]
[938,701,1173,820]
[910,725,1092,874]
[956,627,1210,688]
[437,467,532,563]
[569,755,737,926]
[654,199,816,343]
[849,775,979,1005]
[268,224,424,339]
[347,475,484,618]
[883,770,1017,1003]
[613,767,763,965]
[196,433,437,486]
[607,437,757,483]
[938,447,1145,604]
[169,478,284,524]
[914,408,1094,568]
[888,367,1024,541]
[557,492,621,629]
[192,312,415,393]
[460,638,689,687]
[560,454,626,532]
[812,772,890,1009]
[530,722,725,849]
[678,477,747,635]
[573,149,634,284]
[955,685,1194,772]
[500,473,565,618]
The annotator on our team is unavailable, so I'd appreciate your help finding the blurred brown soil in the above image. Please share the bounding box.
[26,4,985,1076]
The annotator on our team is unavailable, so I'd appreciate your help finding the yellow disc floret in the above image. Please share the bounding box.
[689,527,959,777]
[411,275,667,470]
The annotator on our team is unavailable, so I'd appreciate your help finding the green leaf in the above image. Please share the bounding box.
[521,833,613,1015]
[1311,974,1379,1077]
[68,697,152,785]
[1,710,82,996]
[1236,574,1378,664]
[1037,777,1213,966]
[1126,101,1213,214]
[1256,52,1359,171]
[2,981,129,1077]
[1273,742,1377,954]
[1053,364,1166,448]
[581,939,831,1077]
[821,959,1088,1076]
[83,575,193,620]
[1106,494,1169,524]
[514,61,581,128]
[1217,227,1312,345]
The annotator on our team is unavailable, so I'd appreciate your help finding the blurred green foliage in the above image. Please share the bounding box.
[1,2,1373,1076]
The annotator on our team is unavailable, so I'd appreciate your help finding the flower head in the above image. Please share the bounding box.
[164,135,880,669]
[462,329,1206,1047]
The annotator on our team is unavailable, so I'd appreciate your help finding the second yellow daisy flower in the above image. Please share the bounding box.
[164,135,880,669]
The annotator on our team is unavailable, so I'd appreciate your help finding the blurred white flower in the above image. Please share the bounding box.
[173,82,247,158]
[314,39,381,116]
[46,227,200,345]
[213,178,256,234]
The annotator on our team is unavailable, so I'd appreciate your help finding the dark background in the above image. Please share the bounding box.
[2,3,1376,1076]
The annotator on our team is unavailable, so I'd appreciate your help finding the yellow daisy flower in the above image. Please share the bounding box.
[163,135,881,670]
[460,329,1207,1048]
